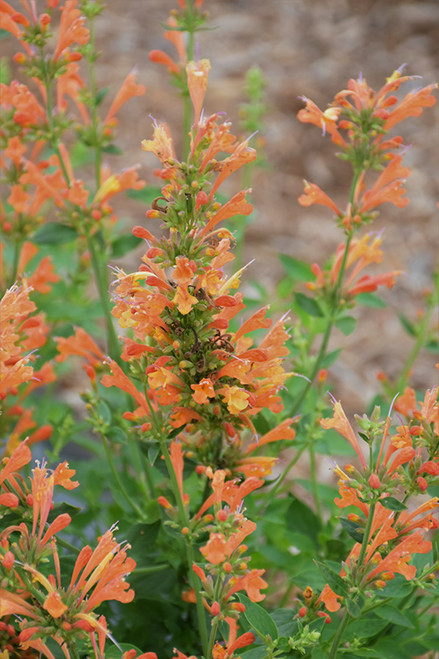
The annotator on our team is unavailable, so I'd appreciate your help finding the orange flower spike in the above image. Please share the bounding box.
[104,70,146,126]
[298,181,342,216]
[186,59,211,126]
[321,402,366,468]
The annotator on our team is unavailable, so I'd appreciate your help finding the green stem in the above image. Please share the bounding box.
[309,441,323,525]
[289,167,360,418]
[87,14,102,190]
[357,501,376,569]
[328,609,350,659]
[70,647,80,659]
[260,444,307,514]
[126,431,153,500]
[86,233,120,360]
[159,435,209,657]
[207,618,219,659]
[102,436,146,519]
[134,564,169,576]
[55,535,81,555]
[10,237,22,286]
[396,300,435,393]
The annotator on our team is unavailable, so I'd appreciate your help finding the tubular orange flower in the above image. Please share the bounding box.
[104,70,146,126]
[321,401,366,468]
[187,59,211,126]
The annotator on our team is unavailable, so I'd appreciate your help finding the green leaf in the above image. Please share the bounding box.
[335,315,356,335]
[399,313,417,337]
[294,292,323,317]
[320,348,341,368]
[279,254,313,281]
[340,517,364,543]
[314,560,349,597]
[97,400,111,425]
[426,338,439,353]
[102,143,123,154]
[372,638,413,659]
[380,496,407,512]
[238,594,278,641]
[286,494,321,546]
[32,223,79,245]
[374,605,414,628]
[95,87,109,106]
[110,234,142,258]
[345,597,362,618]
[356,292,387,308]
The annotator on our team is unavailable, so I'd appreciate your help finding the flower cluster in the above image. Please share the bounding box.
[0,442,136,657]
[101,62,296,475]
[314,388,439,613]
[298,69,437,231]
[0,282,54,456]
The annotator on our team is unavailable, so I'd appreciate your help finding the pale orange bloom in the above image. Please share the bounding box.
[191,378,216,404]
[321,402,366,468]
[141,122,176,165]
[298,181,342,216]
[199,190,253,239]
[53,0,89,61]
[105,71,146,125]
[186,59,211,126]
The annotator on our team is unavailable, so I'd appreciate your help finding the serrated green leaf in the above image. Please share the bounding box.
[294,292,323,317]
[111,234,142,258]
[340,517,364,543]
[238,594,278,641]
[32,223,78,245]
[279,254,313,281]
[374,605,414,628]
[380,496,407,511]
[356,292,387,308]
[314,560,349,597]
[335,315,356,335]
